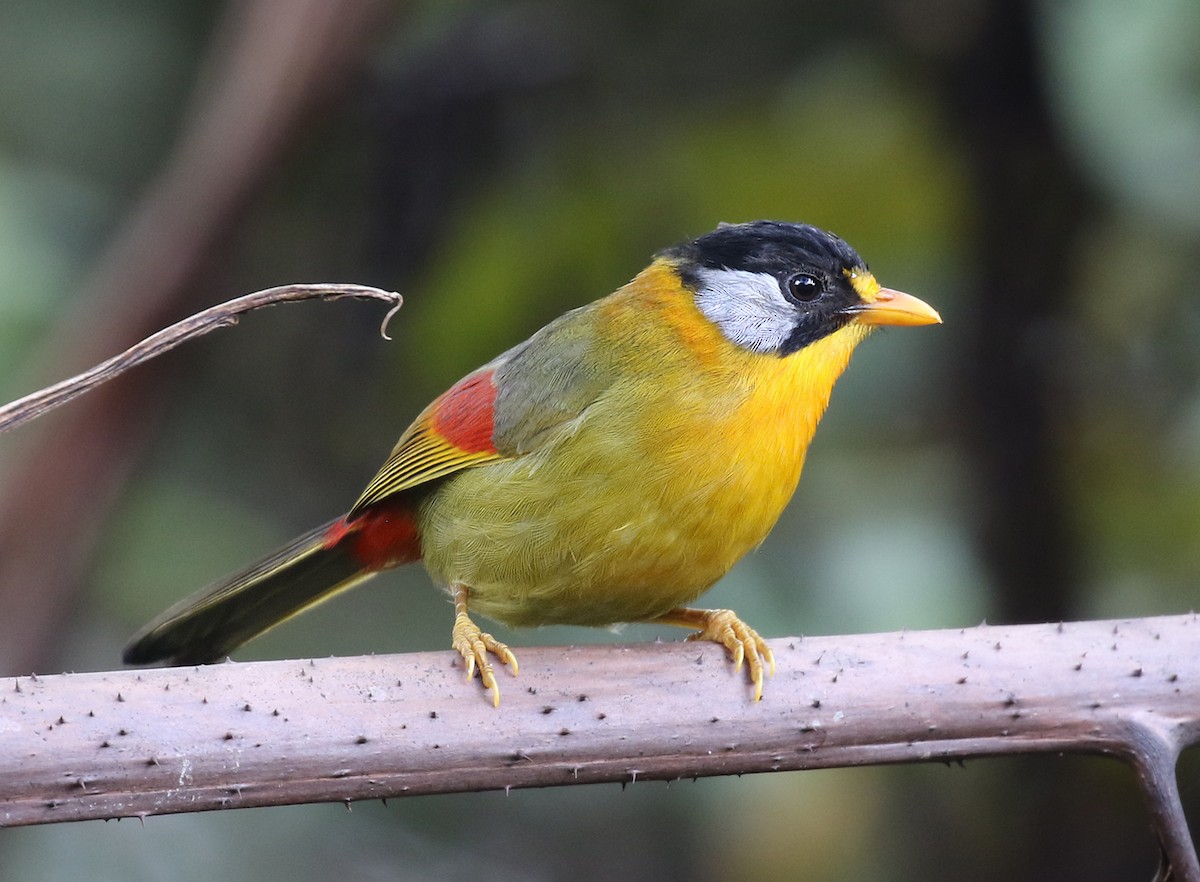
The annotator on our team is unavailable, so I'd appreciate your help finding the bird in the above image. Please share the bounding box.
[123,220,940,705]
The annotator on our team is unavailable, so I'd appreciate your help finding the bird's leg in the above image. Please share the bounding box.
[450,583,518,707]
[650,607,776,701]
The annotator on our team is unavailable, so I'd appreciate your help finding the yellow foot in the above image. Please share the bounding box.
[655,607,776,701]
[451,587,518,707]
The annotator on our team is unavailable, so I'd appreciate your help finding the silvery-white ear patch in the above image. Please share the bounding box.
[692,268,795,354]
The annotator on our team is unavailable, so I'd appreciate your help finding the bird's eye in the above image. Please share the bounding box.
[786,273,824,303]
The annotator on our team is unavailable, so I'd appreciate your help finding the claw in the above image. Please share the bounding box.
[677,608,774,701]
[451,586,518,706]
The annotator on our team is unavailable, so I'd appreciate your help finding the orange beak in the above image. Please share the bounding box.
[845,288,942,327]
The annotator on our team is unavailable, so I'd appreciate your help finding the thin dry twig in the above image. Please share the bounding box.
[1,615,1197,878]
[0,284,400,437]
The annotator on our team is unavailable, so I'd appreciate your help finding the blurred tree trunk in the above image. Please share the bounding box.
[924,2,1101,880]
[939,0,1092,626]
[0,0,393,677]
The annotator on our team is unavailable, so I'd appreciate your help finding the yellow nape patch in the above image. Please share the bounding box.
[844,267,881,302]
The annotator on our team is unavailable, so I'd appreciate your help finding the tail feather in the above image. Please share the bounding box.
[123,517,371,666]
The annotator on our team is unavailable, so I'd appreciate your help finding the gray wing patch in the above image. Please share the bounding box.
[490,303,617,455]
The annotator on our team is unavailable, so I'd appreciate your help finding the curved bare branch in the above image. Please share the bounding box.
[0,284,400,436]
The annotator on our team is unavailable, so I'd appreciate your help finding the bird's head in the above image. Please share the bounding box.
[661,220,941,356]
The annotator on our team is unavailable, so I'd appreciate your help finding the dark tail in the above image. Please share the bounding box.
[123,518,372,666]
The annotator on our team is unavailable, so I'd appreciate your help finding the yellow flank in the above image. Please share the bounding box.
[418,260,872,628]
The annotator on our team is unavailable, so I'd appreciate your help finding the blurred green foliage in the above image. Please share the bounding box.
[1,0,1198,880]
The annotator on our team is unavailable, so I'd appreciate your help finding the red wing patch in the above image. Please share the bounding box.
[322,518,353,549]
[349,369,506,514]
[324,503,422,570]
[430,370,498,455]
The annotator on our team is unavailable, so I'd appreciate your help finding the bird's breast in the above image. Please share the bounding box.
[418,274,868,627]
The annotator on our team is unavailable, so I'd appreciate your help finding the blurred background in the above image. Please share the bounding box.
[1,0,1198,879]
